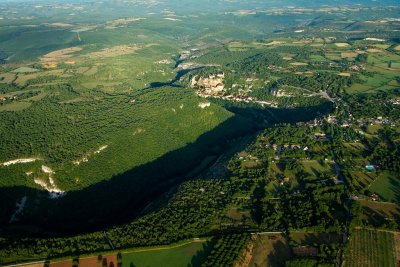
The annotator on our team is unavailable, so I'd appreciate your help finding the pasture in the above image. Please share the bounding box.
[121,241,208,267]
[290,232,342,246]
[249,234,291,267]
[301,160,335,177]
[350,171,377,190]
[369,172,400,203]
[358,200,400,228]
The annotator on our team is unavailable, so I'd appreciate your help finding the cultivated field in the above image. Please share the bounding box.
[121,241,207,267]
[345,228,396,267]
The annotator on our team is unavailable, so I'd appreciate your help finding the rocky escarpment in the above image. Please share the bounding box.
[190,73,226,96]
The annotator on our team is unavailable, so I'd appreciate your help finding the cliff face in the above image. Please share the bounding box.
[190,73,225,95]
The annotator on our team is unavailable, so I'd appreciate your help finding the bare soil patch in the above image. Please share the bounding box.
[79,254,118,267]
[0,73,16,83]
[290,62,308,66]
[49,22,74,27]
[40,47,82,67]
[335,43,350,47]
[49,259,73,267]
[367,48,382,53]
[341,52,358,58]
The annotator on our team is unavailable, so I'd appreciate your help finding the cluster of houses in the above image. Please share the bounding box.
[266,143,309,151]
[297,118,325,128]
[0,95,16,102]
[314,133,329,141]
[369,193,379,201]
[324,114,355,128]
[349,65,366,71]
[390,99,400,105]
[357,116,394,127]
[179,48,204,61]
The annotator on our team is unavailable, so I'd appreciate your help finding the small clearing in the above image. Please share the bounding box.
[341,52,358,58]
[233,10,257,16]
[83,66,98,76]
[198,102,211,109]
[86,45,140,59]
[0,73,16,83]
[367,48,382,53]
[0,101,32,111]
[164,18,181,21]
[40,46,82,63]
[339,72,352,77]
[12,67,38,73]
[264,41,285,46]
[290,62,308,66]
[2,158,40,166]
[335,43,350,47]
[133,128,145,136]
[364,38,386,42]
[73,145,108,165]
[94,145,108,154]
[49,22,74,27]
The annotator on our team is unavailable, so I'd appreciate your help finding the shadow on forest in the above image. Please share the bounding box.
[189,241,214,267]
[147,67,205,89]
[267,240,292,267]
[0,102,332,236]
[389,176,400,203]
[362,205,400,228]
[294,233,340,247]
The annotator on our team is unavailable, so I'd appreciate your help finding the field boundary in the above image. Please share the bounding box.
[2,238,208,267]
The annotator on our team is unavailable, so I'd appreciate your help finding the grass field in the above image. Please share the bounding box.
[121,241,208,267]
[290,232,342,246]
[350,171,377,190]
[249,234,291,267]
[11,241,209,267]
[301,160,335,177]
[358,200,400,228]
[345,228,396,267]
[369,172,400,203]
[0,101,31,111]
[366,125,383,135]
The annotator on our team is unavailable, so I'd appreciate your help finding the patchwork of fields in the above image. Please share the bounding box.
[16,241,208,267]
[0,1,400,266]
